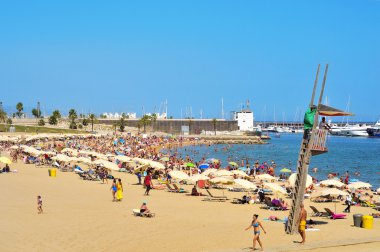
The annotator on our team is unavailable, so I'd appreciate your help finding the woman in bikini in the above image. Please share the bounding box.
[110,179,117,202]
[245,214,266,251]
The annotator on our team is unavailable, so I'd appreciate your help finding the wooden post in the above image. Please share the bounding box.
[310,64,320,107]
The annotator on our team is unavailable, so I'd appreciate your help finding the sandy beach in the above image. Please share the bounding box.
[1,159,379,252]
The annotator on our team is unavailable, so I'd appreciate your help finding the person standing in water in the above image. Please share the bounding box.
[245,214,266,251]
[298,203,307,244]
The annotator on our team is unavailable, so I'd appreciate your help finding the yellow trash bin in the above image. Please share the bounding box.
[362,215,373,229]
[50,168,57,177]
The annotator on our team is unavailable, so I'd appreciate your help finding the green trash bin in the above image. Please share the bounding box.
[48,169,51,177]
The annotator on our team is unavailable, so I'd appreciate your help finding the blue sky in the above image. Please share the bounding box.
[0,0,379,121]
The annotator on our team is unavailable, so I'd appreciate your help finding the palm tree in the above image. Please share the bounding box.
[0,107,7,123]
[68,109,78,129]
[88,113,96,132]
[139,115,151,133]
[212,118,217,135]
[151,113,157,132]
[188,118,192,135]
[16,102,23,118]
[32,108,41,118]
[52,110,61,119]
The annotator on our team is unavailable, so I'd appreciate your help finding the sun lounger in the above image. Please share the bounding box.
[206,189,228,199]
[203,189,228,202]
[172,184,188,193]
[310,206,328,217]
[361,201,376,208]
[166,184,176,192]
[324,208,347,219]
[132,209,155,218]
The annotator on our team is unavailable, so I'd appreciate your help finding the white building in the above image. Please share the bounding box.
[233,109,254,131]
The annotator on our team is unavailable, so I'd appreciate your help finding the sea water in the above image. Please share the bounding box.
[173,134,380,189]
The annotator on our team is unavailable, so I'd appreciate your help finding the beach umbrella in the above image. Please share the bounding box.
[264,183,287,194]
[319,188,349,197]
[210,177,233,184]
[93,160,120,171]
[234,179,257,190]
[238,167,247,171]
[116,155,133,163]
[348,182,372,189]
[160,157,169,162]
[52,154,73,163]
[205,158,219,164]
[280,168,292,173]
[76,157,93,165]
[40,151,56,156]
[10,145,20,150]
[320,179,345,188]
[229,162,238,167]
[288,173,313,188]
[0,157,12,165]
[199,163,210,169]
[256,174,276,181]
[147,161,166,170]
[169,171,190,181]
[202,168,218,176]
[185,162,195,167]
[133,164,149,173]
[215,170,233,177]
[231,170,248,178]
[188,174,209,183]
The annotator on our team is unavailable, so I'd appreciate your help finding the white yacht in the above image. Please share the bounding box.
[340,124,369,137]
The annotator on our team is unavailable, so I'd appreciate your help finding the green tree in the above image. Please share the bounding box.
[6,118,12,125]
[151,113,157,131]
[16,102,23,118]
[68,109,78,129]
[119,115,126,132]
[82,118,88,126]
[188,118,192,135]
[52,110,61,119]
[139,115,151,133]
[100,113,107,119]
[49,115,58,125]
[212,118,217,135]
[32,108,41,118]
[38,118,45,126]
[88,113,96,132]
[0,107,7,123]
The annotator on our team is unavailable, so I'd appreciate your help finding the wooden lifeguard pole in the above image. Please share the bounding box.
[285,64,352,234]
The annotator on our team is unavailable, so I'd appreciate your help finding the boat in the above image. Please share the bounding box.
[367,120,380,137]
[340,124,369,137]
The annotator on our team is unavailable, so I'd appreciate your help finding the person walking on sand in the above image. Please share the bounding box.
[144,172,153,196]
[110,179,117,201]
[245,214,266,251]
[298,203,307,244]
[37,195,43,214]
[116,178,123,201]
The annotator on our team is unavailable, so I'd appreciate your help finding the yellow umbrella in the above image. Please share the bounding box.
[229,162,238,167]
[0,157,12,165]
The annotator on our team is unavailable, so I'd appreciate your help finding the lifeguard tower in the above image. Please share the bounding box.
[285,64,353,234]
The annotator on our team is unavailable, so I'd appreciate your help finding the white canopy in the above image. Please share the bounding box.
[169,171,190,181]
[234,179,257,190]
[319,179,345,188]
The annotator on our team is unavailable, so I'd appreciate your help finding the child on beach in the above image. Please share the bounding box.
[37,195,43,214]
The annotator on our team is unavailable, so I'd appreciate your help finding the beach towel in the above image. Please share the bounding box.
[306,228,320,232]
[263,218,286,223]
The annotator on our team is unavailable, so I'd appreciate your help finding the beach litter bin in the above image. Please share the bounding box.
[362,215,373,229]
[48,169,51,177]
[50,168,57,177]
[353,214,363,227]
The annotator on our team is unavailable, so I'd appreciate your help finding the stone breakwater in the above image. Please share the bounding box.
[190,135,266,145]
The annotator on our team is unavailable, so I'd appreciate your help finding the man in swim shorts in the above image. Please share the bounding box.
[298,202,307,244]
